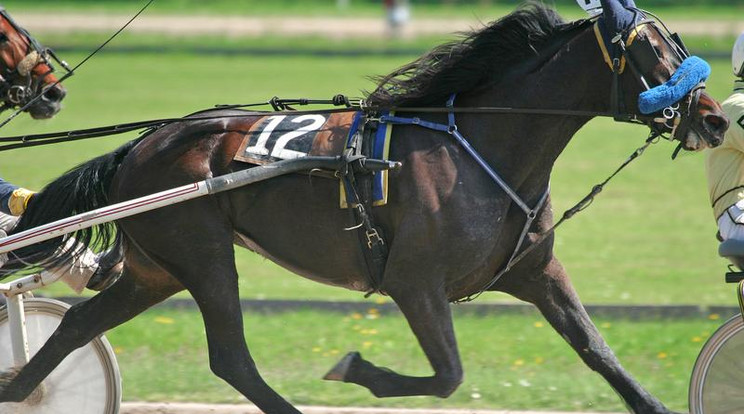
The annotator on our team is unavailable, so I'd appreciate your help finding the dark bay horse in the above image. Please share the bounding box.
[0,7,66,119]
[0,2,730,413]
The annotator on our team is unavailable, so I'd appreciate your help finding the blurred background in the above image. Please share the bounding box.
[1,0,743,412]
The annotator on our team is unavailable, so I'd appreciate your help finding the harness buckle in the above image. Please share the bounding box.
[366,229,384,249]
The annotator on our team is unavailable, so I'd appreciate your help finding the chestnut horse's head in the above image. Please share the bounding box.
[0,8,68,119]
[597,0,728,151]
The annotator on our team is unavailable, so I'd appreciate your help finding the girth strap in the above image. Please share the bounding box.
[342,174,388,294]
[342,121,389,294]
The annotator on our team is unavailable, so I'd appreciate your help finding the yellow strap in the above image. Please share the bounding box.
[8,188,35,216]
[593,21,651,73]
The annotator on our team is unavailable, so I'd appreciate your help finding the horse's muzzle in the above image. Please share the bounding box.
[701,113,728,147]
[27,84,66,119]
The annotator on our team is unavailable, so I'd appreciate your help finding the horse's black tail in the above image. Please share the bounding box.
[1,137,144,278]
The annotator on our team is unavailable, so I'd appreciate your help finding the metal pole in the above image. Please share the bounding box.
[0,156,347,255]
[6,294,30,366]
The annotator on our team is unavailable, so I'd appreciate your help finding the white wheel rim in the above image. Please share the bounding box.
[0,298,120,414]
[689,314,744,413]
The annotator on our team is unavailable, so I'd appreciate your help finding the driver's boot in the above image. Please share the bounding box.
[86,244,124,291]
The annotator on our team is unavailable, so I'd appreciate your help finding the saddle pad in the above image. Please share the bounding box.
[233,111,391,207]
[234,112,355,165]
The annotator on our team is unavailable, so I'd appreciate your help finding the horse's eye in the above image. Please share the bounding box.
[0,33,8,43]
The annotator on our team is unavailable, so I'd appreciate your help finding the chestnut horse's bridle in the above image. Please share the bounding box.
[0,8,72,113]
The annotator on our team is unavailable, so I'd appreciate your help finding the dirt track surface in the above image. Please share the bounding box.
[120,403,619,414]
[13,13,744,38]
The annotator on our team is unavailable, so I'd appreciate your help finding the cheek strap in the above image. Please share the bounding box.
[638,56,711,115]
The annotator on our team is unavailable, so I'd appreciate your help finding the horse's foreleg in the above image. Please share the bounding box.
[325,282,463,398]
[504,257,678,414]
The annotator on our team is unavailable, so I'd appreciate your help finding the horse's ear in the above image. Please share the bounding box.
[618,0,637,8]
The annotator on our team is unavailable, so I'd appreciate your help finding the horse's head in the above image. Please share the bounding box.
[0,8,68,119]
[597,0,728,151]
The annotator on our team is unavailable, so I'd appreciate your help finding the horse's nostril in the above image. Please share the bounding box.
[705,114,729,135]
[43,85,66,102]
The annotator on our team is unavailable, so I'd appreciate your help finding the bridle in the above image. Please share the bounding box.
[0,8,71,112]
[602,9,707,148]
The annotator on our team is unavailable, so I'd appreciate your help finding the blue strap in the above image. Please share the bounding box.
[379,114,450,133]
[377,94,535,215]
[345,111,364,147]
[377,93,458,134]
[446,94,456,128]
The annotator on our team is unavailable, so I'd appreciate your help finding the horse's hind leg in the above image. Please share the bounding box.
[325,276,463,398]
[0,245,182,403]
[179,263,301,414]
[501,257,677,414]
[124,204,301,414]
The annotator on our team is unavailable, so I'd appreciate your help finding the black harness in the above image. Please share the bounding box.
[340,119,390,293]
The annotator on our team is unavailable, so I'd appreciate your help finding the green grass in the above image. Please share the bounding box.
[107,307,729,412]
[4,0,744,21]
[41,31,735,59]
[1,51,738,305]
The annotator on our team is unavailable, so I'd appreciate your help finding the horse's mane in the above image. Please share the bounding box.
[367,2,575,107]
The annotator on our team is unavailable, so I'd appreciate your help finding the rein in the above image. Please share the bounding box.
[0,96,658,152]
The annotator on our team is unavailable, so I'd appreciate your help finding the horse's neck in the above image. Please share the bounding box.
[461,27,612,197]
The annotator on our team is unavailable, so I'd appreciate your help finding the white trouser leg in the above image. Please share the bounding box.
[0,211,97,293]
[41,238,99,293]
[0,212,14,268]
[0,211,18,232]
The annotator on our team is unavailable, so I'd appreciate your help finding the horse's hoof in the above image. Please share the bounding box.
[323,351,360,381]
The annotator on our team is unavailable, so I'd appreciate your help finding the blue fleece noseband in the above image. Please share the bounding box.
[637,56,710,114]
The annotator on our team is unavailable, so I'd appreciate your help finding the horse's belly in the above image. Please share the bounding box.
[228,175,375,292]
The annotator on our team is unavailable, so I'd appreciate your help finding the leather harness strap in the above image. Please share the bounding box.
[341,119,389,294]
